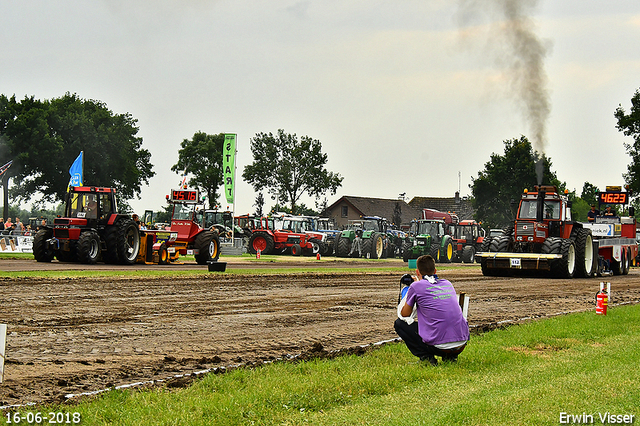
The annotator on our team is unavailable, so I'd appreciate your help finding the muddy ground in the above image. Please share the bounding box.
[1,257,640,408]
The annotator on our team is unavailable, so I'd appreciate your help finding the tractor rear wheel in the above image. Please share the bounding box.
[195,230,221,264]
[105,218,140,265]
[461,246,475,263]
[335,235,350,257]
[572,228,594,278]
[430,241,440,262]
[248,231,274,255]
[544,237,576,278]
[33,228,54,262]
[371,233,384,259]
[308,238,324,256]
[401,240,413,262]
[78,231,101,264]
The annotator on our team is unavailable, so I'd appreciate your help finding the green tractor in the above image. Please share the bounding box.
[402,219,455,263]
[335,216,392,259]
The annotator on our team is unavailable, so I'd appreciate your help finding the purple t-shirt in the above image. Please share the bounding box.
[405,276,470,346]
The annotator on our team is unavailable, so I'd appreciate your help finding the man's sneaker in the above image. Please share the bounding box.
[420,356,438,366]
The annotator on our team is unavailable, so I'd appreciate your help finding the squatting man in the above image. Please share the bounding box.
[394,255,469,365]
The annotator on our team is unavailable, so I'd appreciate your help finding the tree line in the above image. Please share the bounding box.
[1,89,640,228]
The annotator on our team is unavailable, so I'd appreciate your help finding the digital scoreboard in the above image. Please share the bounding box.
[170,189,199,203]
[598,191,629,205]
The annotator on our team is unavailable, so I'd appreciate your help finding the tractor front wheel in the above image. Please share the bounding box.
[78,231,101,264]
[33,228,54,262]
[195,231,221,264]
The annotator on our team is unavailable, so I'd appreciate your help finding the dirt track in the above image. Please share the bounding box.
[2,257,640,408]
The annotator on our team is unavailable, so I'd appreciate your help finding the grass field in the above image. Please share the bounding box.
[7,303,639,425]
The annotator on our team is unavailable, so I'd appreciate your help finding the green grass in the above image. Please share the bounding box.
[11,304,640,425]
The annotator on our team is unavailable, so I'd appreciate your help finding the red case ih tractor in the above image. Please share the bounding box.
[449,219,486,263]
[476,185,637,278]
[33,186,140,264]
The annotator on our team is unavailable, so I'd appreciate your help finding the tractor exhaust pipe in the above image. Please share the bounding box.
[536,188,546,222]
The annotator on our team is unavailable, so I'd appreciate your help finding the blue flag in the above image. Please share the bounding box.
[68,152,83,188]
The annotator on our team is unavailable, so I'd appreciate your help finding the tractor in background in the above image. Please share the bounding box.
[449,219,486,263]
[335,216,392,259]
[403,209,457,263]
[33,186,140,264]
[246,216,321,256]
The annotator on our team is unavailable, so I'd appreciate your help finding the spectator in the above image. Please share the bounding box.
[0,218,4,231]
[15,217,24,232]
[394,254,470,365]
[587,205,599,222]
[132,214,142,228]
[604,206,616,217]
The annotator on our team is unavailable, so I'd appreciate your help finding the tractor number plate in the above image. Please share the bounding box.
[510,258,522,269]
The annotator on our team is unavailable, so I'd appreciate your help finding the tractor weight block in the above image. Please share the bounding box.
[207,261,227,272]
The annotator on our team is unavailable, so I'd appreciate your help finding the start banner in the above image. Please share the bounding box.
[223,134,236,204]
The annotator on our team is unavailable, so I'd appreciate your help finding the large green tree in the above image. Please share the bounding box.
[171,132,224,210]
[0,93,154,208]
[615,88,640,195]
[242,129,343,214]
[471,136,562,228]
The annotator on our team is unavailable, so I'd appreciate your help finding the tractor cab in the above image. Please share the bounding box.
[514,185,573,243]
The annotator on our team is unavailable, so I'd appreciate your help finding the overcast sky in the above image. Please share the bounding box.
[2,0,640,215]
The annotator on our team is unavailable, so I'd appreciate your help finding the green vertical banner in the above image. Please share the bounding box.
[223,134,237,204]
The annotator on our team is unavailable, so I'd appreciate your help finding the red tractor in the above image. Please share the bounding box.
[476,185,596,278]
[449,219,486,263]
[247,216,320,256]
[33,186,140,264]
[156,188,221,264]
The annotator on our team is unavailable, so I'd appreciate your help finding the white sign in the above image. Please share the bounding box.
[510,258,522,269]
[0,236,33,253]
[582,223,614,237]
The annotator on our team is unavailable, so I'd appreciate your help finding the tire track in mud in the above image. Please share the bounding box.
[1,268,640,407]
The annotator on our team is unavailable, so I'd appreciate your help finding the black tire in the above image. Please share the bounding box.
[77,231,101,264]
[248,231,274,255]
[370,233,384,259]
[195,230,221,264]
[33,228,54,262]
[158,243,169,265]
[623,247,631,275]
[105,218,140,265]
[480,237,492,252]
[308,238,324,256]
[461,246,475,263]
[402,240,413,262]
[335,235,351,257]
[489,235,511,252]
[543,237,576,278]
[572,228,594,278]
[361,236,373,259]
[290,243,302,256]
[440,237,454,263]
[430,239,440,262]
